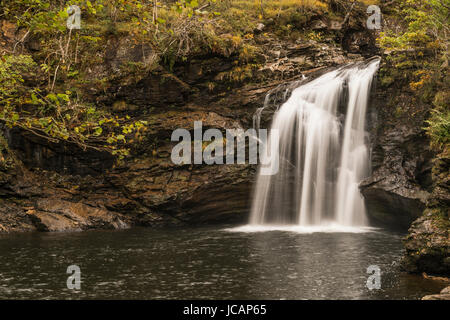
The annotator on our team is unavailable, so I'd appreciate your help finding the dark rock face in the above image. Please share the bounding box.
[361,60,434,229]
[401,151,450,275]
[105,71,191,109]
[342,29,377,54]
[361,187,426,228]
[361,124,432,229]
[361,57,449,275]
[401,209,449,275]
[5,128,115,176]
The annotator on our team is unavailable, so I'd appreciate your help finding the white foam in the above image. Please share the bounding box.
[224,223,377,234]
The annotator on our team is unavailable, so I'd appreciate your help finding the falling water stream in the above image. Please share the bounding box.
[249,58,380,229]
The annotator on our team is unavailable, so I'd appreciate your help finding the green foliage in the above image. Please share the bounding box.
[0,1,160,159]
[0,55,37,105]
[425,109,450,151]
[0,53,146,159]
[210,0,327,36]
[378,0,449,153]
[378,0,449,56]
[425,91,450,151]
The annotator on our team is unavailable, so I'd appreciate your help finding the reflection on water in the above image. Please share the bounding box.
[0,226,444,299]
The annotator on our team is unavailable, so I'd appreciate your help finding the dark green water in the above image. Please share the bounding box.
[0,226,444,299]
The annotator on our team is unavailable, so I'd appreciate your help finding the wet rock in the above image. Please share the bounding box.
[442,286,450,294]
[29,199,129,232]
[401,148,450,276]
[401,208,449,275]
[361,185,427,228]
[0,200,35,233]
[361,69,434,228]
[422,286,450,300]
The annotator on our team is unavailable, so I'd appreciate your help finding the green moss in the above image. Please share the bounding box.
[424,107,450,151]
[380,75,394,87]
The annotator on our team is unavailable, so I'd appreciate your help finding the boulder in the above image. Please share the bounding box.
[422,286,450,300]
[28,199,129,232]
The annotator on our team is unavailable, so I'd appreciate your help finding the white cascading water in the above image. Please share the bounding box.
[249,58,380,228]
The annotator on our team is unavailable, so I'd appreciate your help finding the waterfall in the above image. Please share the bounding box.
[249,58,380,227]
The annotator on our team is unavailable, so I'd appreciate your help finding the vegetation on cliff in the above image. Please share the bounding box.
[376,0,449,275]
[378,0,448,148]
[0,0,378,161]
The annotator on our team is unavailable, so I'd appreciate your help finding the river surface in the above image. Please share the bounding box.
[0,225,444,299]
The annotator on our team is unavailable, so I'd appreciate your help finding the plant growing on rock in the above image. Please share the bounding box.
[0,53,147,159]
[378,0,449,150]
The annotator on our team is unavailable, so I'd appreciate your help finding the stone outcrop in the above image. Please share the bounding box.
[355,49,449,275]
[360,123,432,229]
[28,199,129,232]
[402,209,449,275]
[361,57,435,229]
[401,149,450,275]
[422,286,450,300]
